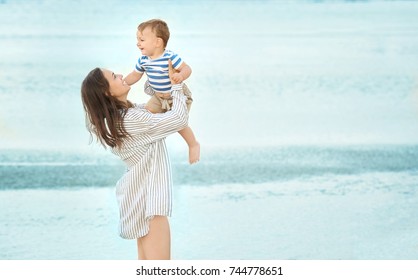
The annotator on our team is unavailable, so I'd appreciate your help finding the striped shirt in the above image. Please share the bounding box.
[111,84,188,239]
[135,49,183,93]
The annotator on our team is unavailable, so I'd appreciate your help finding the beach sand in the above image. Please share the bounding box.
[1,171,417,260]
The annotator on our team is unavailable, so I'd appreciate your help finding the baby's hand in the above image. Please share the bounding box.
[168,59,182,85]
[171,72,184,84]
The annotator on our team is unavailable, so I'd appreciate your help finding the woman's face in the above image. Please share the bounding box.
[102,69,131,102]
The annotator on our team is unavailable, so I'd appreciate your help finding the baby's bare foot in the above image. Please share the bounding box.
[189,142,200,164]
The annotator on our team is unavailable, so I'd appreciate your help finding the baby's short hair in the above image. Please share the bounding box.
[138,19,170,48]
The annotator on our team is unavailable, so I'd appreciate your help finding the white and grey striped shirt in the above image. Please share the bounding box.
[111,84,188,239]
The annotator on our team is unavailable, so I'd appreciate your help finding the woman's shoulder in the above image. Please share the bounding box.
[122,106,153,132]
[124,105,149,120]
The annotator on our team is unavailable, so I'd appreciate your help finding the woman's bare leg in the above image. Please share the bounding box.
[179,126,200,164]
[136,238,146,260]
[136,216,171,260]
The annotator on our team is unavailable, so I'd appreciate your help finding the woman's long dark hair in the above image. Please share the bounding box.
[81,68,132,148]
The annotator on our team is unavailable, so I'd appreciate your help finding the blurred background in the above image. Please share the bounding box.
[1,0,418,260]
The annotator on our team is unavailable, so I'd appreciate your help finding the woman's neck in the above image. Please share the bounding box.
[115,94,129,105]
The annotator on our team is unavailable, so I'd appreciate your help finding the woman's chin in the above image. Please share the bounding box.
[123,82,131,91]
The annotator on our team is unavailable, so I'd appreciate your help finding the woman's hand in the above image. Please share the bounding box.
[168,59,182,85]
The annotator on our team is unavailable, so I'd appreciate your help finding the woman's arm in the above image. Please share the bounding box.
[145,84,188,141]
[122,86,188,141]
[122,60,188,142]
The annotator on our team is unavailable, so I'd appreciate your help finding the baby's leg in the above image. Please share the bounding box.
[179,126,200,164]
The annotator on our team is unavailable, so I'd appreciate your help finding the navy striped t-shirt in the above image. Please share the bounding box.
[135,49,183,93]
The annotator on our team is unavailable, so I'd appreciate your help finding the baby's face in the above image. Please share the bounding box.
[136,27,159,57]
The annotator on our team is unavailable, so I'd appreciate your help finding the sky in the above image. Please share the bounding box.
[1,0,418,152]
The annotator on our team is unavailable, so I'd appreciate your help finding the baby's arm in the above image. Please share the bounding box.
[171,62,192,84]
[124,70,143,86]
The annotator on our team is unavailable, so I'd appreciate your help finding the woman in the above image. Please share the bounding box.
[81,61,188,260]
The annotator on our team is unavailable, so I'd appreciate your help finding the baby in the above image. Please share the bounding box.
[124,19,200,164]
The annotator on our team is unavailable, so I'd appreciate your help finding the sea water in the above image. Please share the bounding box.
[1,146,418,259]
[1,0,418,259]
